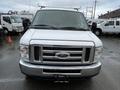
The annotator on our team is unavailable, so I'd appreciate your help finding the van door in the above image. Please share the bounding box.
[102,20,115,33]
[115,21,120,33]
[1,16,12,32]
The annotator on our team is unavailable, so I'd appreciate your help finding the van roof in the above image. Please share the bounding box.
[40,8,81,13]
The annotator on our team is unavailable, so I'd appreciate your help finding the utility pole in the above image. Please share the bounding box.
[86,7,88,18]
[85,7,94,19]
[29,0,31,12]
[93,0,97,19]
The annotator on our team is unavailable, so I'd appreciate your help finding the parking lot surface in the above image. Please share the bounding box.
[0,34,120,90]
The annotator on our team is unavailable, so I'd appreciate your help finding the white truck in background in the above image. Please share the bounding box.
[94,19,120,35]
[87,19,106,26]
[88,19,120,36]
[0,15,24,34]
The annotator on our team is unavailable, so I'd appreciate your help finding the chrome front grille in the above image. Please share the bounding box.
[30,45,94,64]
[43,46,83,62]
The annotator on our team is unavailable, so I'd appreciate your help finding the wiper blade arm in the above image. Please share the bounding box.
[60,27,88,31]
[31,24,58,29]
[33,24,49,26]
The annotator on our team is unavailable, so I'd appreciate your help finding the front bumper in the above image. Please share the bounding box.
[13,27,24,32]
[19,60,101,78]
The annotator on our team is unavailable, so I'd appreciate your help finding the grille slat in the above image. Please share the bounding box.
[85,48,91,62]
[43,56,82,60]
[43,50,83,54]
[43,46,83,51]
[34,46,40,61]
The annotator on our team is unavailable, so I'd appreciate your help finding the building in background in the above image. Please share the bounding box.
[0,10,34,21]
[98,8,120,19]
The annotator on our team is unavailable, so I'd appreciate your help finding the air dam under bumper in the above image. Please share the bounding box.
[19,60,101,78]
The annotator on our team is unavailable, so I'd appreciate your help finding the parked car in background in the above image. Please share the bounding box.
[19,8,103,79]
[94,19,120,36]
[0,15,24,34]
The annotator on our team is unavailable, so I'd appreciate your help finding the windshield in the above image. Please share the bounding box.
[97,21,104,24]
[11,16,22,23]
[31,10,89,31]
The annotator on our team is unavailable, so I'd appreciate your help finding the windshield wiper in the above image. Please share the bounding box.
[31,24,58,29]
[59,27,88,31]
[33,24,50,26]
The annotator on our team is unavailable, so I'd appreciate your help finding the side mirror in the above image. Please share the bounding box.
[3,17,11,24]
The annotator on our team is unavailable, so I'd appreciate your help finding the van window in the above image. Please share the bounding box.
[116,21,120,26]
[105,21,114,26]
[11,16,22,23]
[3,16,11,24]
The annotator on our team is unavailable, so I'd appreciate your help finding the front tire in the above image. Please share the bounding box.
[4,29,9,34]
[94,29,102,36]
[3,28,11,35]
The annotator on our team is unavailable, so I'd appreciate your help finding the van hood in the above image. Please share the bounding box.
[12,23,22,27]
[20,29,102,47]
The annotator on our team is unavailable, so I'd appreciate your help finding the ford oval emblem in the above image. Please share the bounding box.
[55,52,70,59]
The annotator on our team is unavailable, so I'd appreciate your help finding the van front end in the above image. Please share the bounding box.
[19,39,102,78]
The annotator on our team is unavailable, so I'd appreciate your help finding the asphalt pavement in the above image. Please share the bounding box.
[0,34,120,90]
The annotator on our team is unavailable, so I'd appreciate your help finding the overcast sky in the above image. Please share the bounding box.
[0,0,120,18]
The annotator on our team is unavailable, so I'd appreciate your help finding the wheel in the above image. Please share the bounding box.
[3,28,10,35]
[94,29,102,36]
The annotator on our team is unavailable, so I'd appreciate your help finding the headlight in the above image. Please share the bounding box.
[94,47,103,61]
[20,45,29,60]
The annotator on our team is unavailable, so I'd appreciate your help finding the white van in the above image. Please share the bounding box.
[19,8,103,79]
[87,19,105,26]
[95,19,120,35]
[0,15,24,34]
